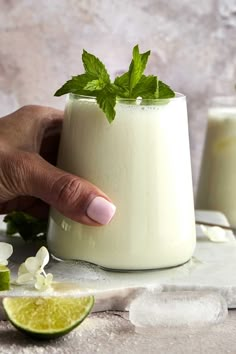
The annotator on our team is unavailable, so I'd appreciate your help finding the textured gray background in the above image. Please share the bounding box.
[0,0,236,192]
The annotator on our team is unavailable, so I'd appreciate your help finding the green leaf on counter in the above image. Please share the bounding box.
[3,212,47,242]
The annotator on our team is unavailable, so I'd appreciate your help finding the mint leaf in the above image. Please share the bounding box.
[82,50,110,84]
[83,79,105,91]
[96,86,116,123]
[114,73,158,99]
[131,75,157,98]
[156,80,175,99]
[54,73,96,96]
[129,45,150,92]
[4,212,47,242]
[113,45,151,98]
[114,72,130,98]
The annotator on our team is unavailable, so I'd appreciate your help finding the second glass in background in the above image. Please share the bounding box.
[196,96,236,226]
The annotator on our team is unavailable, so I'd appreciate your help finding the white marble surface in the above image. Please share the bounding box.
[1,210,236,352]
[1,211,236,309]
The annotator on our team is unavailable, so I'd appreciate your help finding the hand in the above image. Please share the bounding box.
[0,106,116,225]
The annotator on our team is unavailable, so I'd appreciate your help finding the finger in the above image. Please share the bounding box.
[17,151,116,226]
[0,105,64,151]
[0,197,49,219]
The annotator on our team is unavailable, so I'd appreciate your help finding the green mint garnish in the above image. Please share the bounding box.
[155,80,176,99]
[4,212,47,242]
[55,45,175,123]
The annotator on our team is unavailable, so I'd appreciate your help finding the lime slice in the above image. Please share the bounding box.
[0,266,10,291]
[3,296,94,339]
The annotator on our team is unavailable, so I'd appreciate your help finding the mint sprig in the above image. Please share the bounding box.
[55,45,175,123]
[129,46,151,92]
[113,46,156,99]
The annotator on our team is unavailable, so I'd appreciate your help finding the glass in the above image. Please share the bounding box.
[47,93,196,270]
[196,96,236,226]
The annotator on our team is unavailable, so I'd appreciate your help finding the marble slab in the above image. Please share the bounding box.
[0,210,236,313]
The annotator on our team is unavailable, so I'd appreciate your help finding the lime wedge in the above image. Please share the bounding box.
[3,296,94,339]
[0,266,10,291]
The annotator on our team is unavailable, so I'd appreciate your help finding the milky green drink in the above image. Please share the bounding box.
[196,96,236,226]
[47,93,196,270]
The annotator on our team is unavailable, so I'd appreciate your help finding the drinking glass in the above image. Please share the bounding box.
[47,93,196,270]
[196,96,236,226]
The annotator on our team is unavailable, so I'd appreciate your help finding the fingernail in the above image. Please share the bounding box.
[86,196,116,225]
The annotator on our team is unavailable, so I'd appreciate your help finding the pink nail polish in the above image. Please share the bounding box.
[86,197,116,225]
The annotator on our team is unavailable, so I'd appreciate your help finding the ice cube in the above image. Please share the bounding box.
[200,225,229,242]
[129,290,228,328]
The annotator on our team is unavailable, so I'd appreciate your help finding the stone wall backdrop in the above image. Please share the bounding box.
[0,0,236,193]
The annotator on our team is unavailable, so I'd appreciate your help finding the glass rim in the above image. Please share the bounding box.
[68,92,185,102]
[209,95,236,107]
[210,95,236,100]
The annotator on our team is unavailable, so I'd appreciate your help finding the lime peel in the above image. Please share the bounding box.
[0,266,10,291]
[3,296,94,339]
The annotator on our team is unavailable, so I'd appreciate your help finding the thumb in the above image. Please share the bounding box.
[21,152,116,225]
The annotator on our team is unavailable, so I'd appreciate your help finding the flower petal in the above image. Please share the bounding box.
[35,274,44,290]
[36,246,49,268]
[25,257,41,274]
[46,273,53,283]
[0,260,8,266]
[201,225,229,243]
[35,273,52,291]
[0,242,13,262]
[16,272,34,284]
[18,262,28,276]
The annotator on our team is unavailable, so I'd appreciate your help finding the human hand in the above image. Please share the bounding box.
[0,106,116,225]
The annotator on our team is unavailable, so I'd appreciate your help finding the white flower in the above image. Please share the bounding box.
[35,273,53,291]
[0,242,13,266]
[200,225,229,243]
[24,246,49,275]
[16,246,53,291]
[17,262,35,283]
